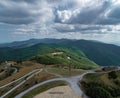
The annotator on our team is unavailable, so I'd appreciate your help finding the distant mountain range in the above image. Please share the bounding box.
[0,39,120,66]
[0,39,51,48]
[0,38,70,48]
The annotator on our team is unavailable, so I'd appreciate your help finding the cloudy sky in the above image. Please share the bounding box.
[0,0,120,45]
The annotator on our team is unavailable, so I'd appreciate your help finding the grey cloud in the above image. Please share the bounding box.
[96,5,120,25]
[0,0,120,41]
[98,18,120,25]
[54,23,117,35]
[55,0,120,25]
[0,16,35,25]
[1,0,120,25]
[0,1,34,24]
[74,1,110,24]
[54,24,98,33]
[12,0,35,3]
[107,6,120,20]
[0,0,119,44]
[0,0,53,25]
[0,6,32,18]
[70,8,104,24]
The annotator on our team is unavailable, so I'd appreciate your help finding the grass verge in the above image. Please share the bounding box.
[47,67,84,77]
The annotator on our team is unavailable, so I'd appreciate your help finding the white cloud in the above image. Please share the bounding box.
[0,0,120,44]
[57,10,72,23]
[0,0,54,25]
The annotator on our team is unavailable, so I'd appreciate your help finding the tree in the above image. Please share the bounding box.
[108,71,117,79]
[86,86,112,98]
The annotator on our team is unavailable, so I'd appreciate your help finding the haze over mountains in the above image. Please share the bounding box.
[0,39,68,48]
[0,38,120,48]
[0,39,120,66]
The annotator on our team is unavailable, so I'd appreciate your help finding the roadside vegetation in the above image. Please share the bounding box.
[0,68,15,80]
[81,70,120,98]
[0,63,17,81]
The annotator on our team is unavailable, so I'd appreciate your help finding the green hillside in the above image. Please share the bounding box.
[0,39,120,66]
[0,44,98,69]
[31,48,98,69]
[56,39,120,66]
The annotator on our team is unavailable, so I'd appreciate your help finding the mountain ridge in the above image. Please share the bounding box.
[1,38,118,48]
[0,39,120,66]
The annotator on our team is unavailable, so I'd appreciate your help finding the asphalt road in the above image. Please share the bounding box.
[1,66,119,98]
[0,69,43,98]
[0,69,41,89]
[15,70,95,98]
[15,67,120,98]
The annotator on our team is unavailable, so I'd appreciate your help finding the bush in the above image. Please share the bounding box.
[108,71,117,79]
[86,85,112,98]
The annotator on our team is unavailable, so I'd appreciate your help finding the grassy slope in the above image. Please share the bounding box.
[61,40,120,66]
[0,61,43,86]
[0,44,99,69]
[1,39,120,66]
[81,70,120,98]
[31,47,98,69]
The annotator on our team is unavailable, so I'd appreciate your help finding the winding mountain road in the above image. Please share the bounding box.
[0,69,43,98]
[0,69,41,89]
[15,70,95,98]
[1,66,120,98]
[12,67,18,74]
[15,67,120,98]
